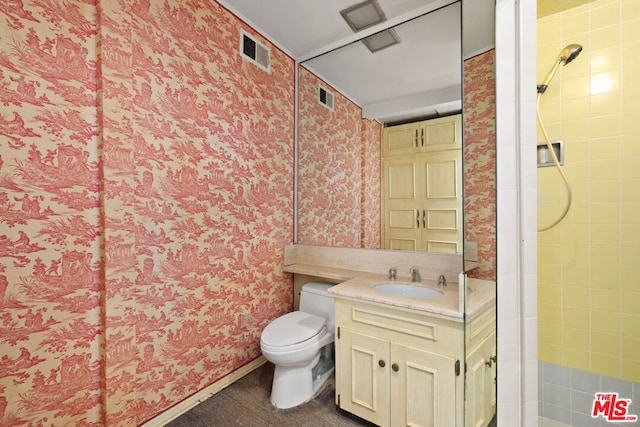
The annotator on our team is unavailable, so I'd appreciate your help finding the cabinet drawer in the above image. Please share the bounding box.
[335,299,463,355]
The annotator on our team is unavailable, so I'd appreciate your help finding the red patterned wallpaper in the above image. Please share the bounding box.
[0,1,294,425]
[298,66,365,248]
[297,67,382,249]
[361,119,382,249]
[463,49,497,281]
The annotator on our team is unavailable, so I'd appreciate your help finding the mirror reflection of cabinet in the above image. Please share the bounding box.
[464,307,497,427]
[382,115,463,253]
[466,331,497,427]
[381,115,462,157]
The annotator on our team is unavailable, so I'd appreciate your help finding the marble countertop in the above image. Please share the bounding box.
[284,259,496,323]
[327,275,495,323]
[329,276,463,321]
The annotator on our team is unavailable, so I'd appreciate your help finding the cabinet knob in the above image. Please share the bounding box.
[378,360,386,368]
[392,363,399,372]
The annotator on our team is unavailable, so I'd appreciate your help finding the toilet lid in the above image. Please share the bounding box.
[261,311,326,347]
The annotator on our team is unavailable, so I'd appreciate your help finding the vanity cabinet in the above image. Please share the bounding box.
[338,328,457,427]
[334,297,496,427]
[381,115,462,157]
[334,298,463,427]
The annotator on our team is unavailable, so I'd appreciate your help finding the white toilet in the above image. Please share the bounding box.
[260,282,335,409]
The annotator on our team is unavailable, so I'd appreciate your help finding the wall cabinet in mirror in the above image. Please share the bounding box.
[382,115,463,253]
[381,115,462,157]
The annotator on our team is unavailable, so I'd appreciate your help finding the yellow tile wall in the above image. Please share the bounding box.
[537,0,640,382]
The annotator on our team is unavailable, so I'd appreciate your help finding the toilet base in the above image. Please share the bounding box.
[269,348,334,409]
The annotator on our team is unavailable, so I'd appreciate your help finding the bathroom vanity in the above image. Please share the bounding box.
[334,296,461,426]
[330,278,495,427]
[284,245,496,427]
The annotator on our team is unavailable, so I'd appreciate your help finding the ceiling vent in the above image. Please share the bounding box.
[362,28,400,53]
[240,31,270,72]
[340,0,400,53]
[318,86,334,110]
[340,0,386,32]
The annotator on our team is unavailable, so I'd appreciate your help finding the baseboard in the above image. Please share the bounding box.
[142,356,267,427]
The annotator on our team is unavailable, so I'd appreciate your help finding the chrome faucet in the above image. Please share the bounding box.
[410,267,420,282]
[438,274,447,288]
[388,267,397,280]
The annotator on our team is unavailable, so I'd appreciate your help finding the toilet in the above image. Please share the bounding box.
[260,282,335,409]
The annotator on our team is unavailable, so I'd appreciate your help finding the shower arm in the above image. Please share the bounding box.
[536,93,573,232]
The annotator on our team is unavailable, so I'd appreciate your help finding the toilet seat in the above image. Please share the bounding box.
[261,311,327,353]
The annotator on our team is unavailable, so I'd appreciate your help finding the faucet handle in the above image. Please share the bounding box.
[388,267,397,280]
[438,274,447,288]
[410,267,421,282]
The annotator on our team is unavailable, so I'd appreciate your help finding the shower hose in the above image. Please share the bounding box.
[536,93,573,232]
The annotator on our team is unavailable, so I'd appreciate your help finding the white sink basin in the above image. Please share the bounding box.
[374,282,443,299]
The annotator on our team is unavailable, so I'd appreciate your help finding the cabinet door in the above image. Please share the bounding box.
[391,344,457,427]
[337,328,391,426]
[465,332,497,427]
[382,115,461,157]
[382,157,421,251]
[382,150,462,253]
[422,115,462,152]
[418,150,462,253]
[382,122,421,157]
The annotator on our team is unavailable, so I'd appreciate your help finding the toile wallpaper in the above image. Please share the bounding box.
[463,49,497,281]
[0,1,294,425]
[297,65,381,249]
[361,119,382,249]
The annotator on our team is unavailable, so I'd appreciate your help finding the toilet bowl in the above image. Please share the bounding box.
[260,282,335,409]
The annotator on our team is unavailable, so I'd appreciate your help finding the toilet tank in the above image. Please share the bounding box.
[299,282,335,330]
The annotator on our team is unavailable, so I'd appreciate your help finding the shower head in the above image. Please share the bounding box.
[537,44,583,94]
[559,44,583,65]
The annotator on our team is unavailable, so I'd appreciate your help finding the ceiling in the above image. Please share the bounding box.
[218,0,496,124]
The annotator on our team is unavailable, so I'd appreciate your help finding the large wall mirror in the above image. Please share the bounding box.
[296,0,496,281]
[295,1,497,423]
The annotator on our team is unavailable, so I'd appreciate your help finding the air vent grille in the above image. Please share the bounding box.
[363,28,400,53]
[318,87,334,110]
[241,31,270,72]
